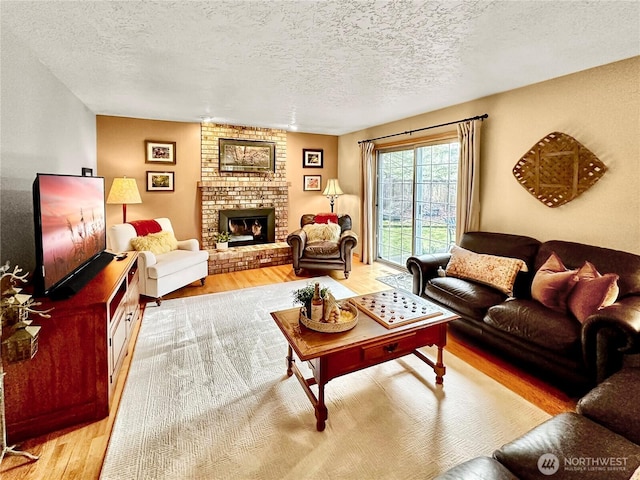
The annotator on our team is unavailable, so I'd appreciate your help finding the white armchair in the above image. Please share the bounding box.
[107,217,209,305]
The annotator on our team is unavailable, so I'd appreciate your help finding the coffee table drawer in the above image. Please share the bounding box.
[362,332,417,361]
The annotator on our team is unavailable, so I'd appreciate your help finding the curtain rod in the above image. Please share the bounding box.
[357,113,488,144]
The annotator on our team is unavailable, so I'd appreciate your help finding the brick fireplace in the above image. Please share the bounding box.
[198,123,292,274]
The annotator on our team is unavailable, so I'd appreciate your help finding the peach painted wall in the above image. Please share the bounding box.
[97,117,340,244]
[285,133,339,232]
[96,116,202,243]
[339,57,640,256]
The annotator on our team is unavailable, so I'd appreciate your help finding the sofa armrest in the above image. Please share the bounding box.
[339,230,358,256]
[287,228,307,249]
[577,367,640,445]
[177,238,200,252]
[287,229,307,270]
[582,295,640,382]
[406,253,451,296]
[137,250,158,268]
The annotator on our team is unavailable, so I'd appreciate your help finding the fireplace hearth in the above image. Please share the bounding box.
[219,208,275,246]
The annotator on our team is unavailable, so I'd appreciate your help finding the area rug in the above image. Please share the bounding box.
[376,271,414,293]
[100,276,549,480]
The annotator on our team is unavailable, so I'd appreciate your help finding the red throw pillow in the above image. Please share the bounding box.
[531,252,578,313]
[568,262,619,323]
[128,219,162,236]
[314,213,339,224]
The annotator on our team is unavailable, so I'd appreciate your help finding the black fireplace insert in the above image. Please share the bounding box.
[219,208,275,246]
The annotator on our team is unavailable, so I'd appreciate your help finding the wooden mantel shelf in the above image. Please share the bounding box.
[198,180,289,188]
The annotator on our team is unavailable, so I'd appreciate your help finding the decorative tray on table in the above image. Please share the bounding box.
[299,301,359,333]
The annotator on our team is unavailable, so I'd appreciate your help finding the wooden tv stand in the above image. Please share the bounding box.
[4,252,141,443]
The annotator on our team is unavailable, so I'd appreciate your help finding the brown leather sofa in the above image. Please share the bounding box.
[406,231,640,394]
[287,214,358,278]
[435,367,640,480]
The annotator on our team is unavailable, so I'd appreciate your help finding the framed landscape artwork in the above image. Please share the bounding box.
[219,138,275,173]
[303,149,323,168]
[145,140,176,164]
[146,171,175,191]
[303,175,322,191]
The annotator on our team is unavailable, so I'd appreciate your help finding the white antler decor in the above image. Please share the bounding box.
[0,262,52,464]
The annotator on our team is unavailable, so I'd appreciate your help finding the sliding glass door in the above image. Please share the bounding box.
[376,139,459,268]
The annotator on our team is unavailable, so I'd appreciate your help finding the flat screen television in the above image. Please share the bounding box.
[33,173,113,299]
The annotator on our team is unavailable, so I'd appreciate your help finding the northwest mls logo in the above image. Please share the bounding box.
[538,453,560,475]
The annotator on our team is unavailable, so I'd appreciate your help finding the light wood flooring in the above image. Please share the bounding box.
[1,259,576,480]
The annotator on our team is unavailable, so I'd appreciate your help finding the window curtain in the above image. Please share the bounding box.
[456,119,482,244]
[360,141,375,264]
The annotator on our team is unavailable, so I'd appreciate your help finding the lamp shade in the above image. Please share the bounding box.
[322,179,344,197]
[107,177,142,223]
[106,177,142,205]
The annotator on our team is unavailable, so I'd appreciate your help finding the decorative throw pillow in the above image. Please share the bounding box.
[568,261,619,323]
[314,213,339,224]
[303,223,342,243]
[531,252,578,313]
[130,230,178,255]
[445,245,527,295]
[128,219,162,236]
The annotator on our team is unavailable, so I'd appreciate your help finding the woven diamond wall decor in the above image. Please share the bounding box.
[512,132,606,208]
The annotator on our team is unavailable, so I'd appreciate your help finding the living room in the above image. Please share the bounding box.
[2,2,640,479]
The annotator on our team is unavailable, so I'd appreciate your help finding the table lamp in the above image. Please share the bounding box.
[107,177,142,223]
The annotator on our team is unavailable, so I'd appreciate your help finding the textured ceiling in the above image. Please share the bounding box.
[2,1,639,135]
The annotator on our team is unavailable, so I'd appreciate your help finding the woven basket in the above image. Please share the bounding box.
[299,303,358,333]
[512,132,606,208]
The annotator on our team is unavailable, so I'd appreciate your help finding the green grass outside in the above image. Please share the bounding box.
[378,223,453,263]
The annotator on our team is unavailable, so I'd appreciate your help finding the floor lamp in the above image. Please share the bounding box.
[107,177,142,223]
[322,179,343,213]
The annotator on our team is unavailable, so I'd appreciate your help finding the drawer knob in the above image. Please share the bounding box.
[384,342,399,353]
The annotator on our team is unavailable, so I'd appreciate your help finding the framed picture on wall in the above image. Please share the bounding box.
[145,140,176,164]
[219,138,275,173]
[303,175,322,191]
[303,149,323,168]
[146,171,175,191]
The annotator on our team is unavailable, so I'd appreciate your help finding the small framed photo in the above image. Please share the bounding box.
[146,171,175,191]
[145,140,176,164]
[303,175,322,191]
[81,167,93,177]
[303,149,323,168]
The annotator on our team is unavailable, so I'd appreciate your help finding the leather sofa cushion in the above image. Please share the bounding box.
[494,412,640,480]
[434,456,517,480]
[303,240,341,259]
[425,277,506,320]
[577,368,640,445]
[484,299,580,354]
[147,249,210,279]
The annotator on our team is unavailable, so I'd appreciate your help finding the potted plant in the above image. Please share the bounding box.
[215,231,230,250]
[292,283,331,315]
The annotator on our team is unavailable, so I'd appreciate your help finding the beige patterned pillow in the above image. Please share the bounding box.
[445,245,527,295]
[303,223,341,242]
[130,230,178,255]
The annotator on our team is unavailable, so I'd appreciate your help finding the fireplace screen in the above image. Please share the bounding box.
[219,208,275,247]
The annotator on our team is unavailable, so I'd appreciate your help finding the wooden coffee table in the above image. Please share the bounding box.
[270,289,459,431]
